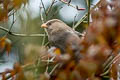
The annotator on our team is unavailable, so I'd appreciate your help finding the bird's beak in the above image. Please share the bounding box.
[41,24,48,28]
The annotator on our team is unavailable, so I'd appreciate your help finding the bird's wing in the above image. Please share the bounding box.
[66,29,83,37]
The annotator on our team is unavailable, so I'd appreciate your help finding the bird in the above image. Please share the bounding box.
[41,19,82,61]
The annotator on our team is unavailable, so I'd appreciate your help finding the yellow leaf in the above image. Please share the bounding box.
[54,48,61,55]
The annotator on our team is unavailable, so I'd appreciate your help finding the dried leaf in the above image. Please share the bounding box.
[0,37,12,55]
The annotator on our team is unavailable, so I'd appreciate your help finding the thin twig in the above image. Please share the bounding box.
[59,0,85,11]
[40,0,47,20]
[103,50,114,71]
[0,11,46,37]
[72,14,77,28]
[42,33,46,45]
[45,56,56,74]
[0,13,16,42]
[45,57,50,74]
[88,0,91,26]
[73,14,87,30]
[0,26,45,37]
[49,63,60,75]
[101,53,120,76]
[44,42,49,46]
[41,60,55,63]
[68,0,72,5]
[49,7,63,19]
[6,11,16,36]
[40,6,45,23]
[8,10,17,17]
[0,57,56,79]
[73,0,104,30]
[40,2,48,45]
[0,54,56,79]
[46,0,56,15]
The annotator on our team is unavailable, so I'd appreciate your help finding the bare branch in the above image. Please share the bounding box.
[40,0,47,19]
[73,0,104,29]
[45,57,50,74]
[88,0,91,26]
[72,14,77,28]
[0,12,16,42]
[6,11,16,36]
[59,0,85,11]
[40,6,45,23]
[46,0,57,15]
[49,7,63,19]
[40,0,49,45]
[73,14,87,30]
[8,10,17,17]
[68,0,72,5]
[49,63,60,76]
[0,26,45,37]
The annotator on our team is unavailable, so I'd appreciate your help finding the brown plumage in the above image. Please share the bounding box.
[41,19,82,60]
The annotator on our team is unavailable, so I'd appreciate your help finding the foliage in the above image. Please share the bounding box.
[0,37,11,55]
[0,0,120,80]
[0,0,28,21]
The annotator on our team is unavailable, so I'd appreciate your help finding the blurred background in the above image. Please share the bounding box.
[0,0,98,73]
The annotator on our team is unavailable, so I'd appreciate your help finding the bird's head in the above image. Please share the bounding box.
[41,19,70,35]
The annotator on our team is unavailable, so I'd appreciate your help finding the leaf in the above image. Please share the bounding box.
[0,37,6,50]
[2,72,6,80]
[13,63,25,80]
[76,59,97,78]
[3,0,9,10]
[110,63,117,80]
[5,38,12,55]
[54,48,61,55]
[13,0,28,9]
[0,9,8,21]
[0,37,12,55]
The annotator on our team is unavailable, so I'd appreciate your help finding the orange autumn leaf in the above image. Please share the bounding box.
[0,0,28,21]
[13,63,25,80]
[2,72,6,80]
[110,64,117,80]
[0,8,8,21]
[0,37,6,49]
[6,43,11,55]
[54,48,61,55]
[13,0,28,9]
[66,61,75,71]
[3,0,9,10]
[0,37,12,55]
[5,38,12,55]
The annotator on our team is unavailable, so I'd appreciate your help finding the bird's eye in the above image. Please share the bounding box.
[48,23,51,26]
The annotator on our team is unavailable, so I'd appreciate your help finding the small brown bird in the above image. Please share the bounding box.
[41,19,82,60]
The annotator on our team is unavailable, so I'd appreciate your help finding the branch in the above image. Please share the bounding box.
[49,7,63,19]
[5,12,16,37]
[73,14,87,30]
[40,6,45,23]
[40,0,47,20]
[0,63,34,80]
[0,26,45,37]
[46,0,57,15]
[88,0,91,26]
[72,14,77,28]
[73,0,104,29]
[40,1,48,45]
[49,63,60,76]
[0,58,56,80]
[68,0,72,5]
[59,0,85,11]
